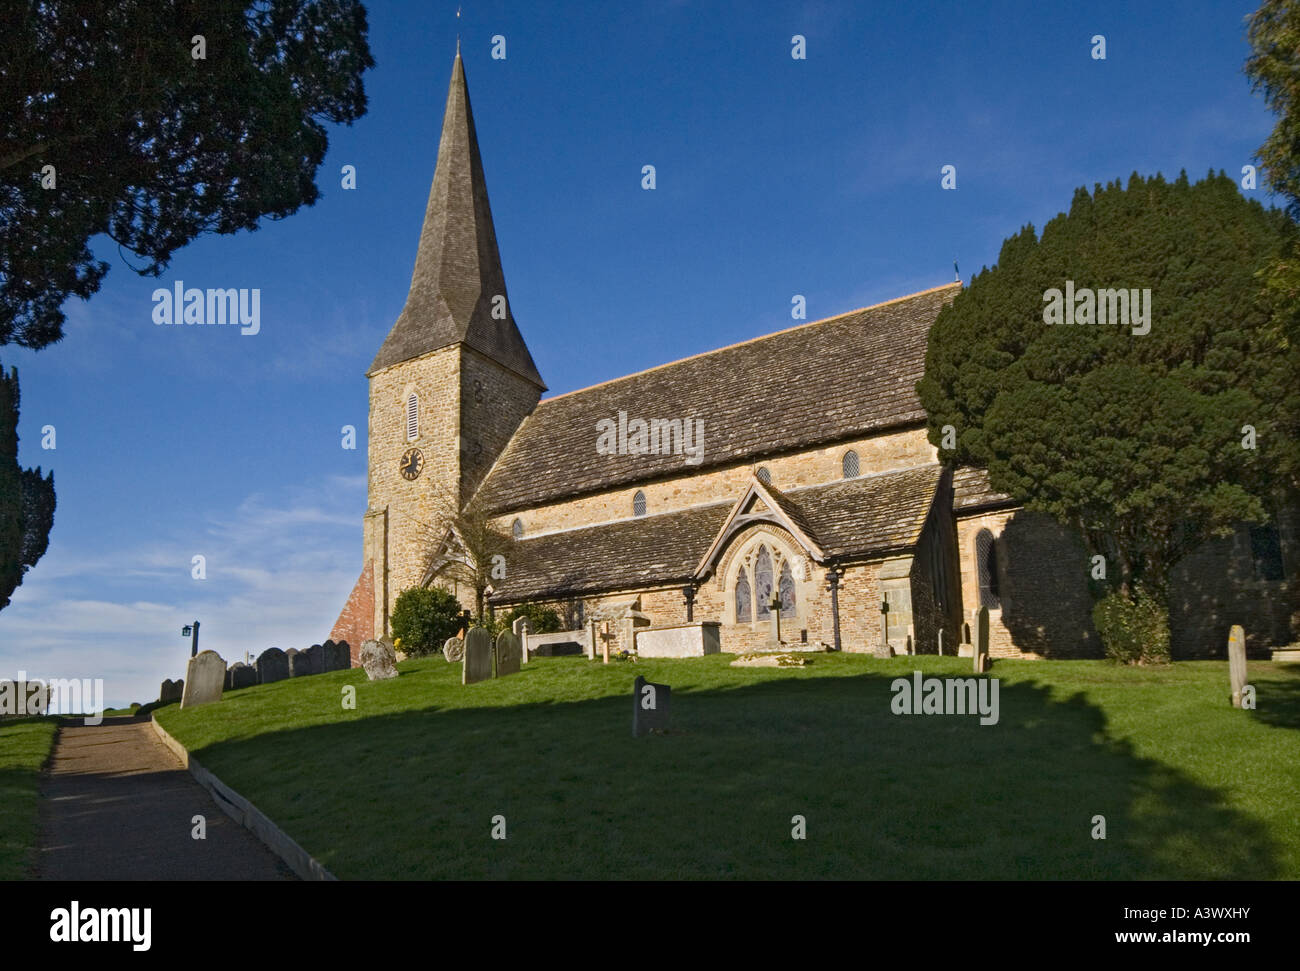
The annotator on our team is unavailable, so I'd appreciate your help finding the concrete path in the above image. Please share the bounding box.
[37,715,295,880]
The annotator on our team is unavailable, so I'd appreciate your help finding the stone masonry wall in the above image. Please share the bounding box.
[492,426,936,538]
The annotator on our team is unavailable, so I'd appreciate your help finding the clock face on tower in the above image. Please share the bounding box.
[399,447,424,480]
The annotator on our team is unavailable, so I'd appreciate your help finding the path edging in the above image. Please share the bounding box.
[151,715,337,881]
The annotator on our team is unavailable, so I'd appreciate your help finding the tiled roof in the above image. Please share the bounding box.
[369,55,544,388]
[490,464,944,603]
[952,466,1018,513]
[781,464,945,558]
[474,282,960,514]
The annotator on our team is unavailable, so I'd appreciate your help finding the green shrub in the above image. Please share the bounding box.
[391,586,464,656]
[1092,588,1171,665]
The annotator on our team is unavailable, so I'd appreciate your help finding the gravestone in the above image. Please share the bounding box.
[872,639,893,659]
[158,678,184,703]
[462,627,493,684]
[937,629,945,656]
[973,606,990,674]
[325,639,351,671]
[304,643,327,675]
[360,639,399,681]
[226,662,257,691]
[287,648,313,678]
[256,648,289,684]
[632,675,671,736]
[443,636,464,662]
[1229,624,1248,708]
[180,650,226,709]
[495,630,522,677]
[513,617,531,664]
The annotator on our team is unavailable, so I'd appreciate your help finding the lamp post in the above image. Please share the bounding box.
[181,621,200,658]
[880,598,890,653]
[769,597,782,643]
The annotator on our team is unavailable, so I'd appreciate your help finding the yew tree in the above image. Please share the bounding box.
[0,0,375,349]
[917,172,1299,608]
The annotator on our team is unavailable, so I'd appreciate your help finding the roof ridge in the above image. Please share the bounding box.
[537,281,962,405]
[514,497,734,541]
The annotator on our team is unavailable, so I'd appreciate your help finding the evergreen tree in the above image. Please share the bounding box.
[0,364,55,610]
[0,0,375,348]
[917,172,1298,616]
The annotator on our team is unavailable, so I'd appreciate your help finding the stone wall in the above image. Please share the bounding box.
[329,562,373,666]
[458,346,543,506]
[492,426,936,538]
[366,346,461,635]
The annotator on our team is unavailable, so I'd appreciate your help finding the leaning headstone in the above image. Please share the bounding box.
[495,630,522,677]
[1229,624,1248,708]
[462,627,493,684]
[360,639,399,681]
[443,636,465,662]
[180,650,226,709]
[158,678,184,703]
[973,606,990,674]
[632,675,671,736]
[256,647,289,684]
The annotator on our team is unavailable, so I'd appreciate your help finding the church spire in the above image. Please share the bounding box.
[369,53,544,388]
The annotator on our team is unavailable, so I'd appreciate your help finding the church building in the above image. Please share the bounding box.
[330,55,1298,662]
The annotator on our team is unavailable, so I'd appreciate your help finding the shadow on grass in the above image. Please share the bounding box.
[1245,664,1300,730]
[183,670,1282,880]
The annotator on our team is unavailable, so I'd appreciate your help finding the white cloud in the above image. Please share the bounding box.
[0,477,365,709]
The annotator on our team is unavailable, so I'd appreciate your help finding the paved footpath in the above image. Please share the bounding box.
[37,715,295,880]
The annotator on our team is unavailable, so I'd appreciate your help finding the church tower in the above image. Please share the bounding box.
[360,52,545,639]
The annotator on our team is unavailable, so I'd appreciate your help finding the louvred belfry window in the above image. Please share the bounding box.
[407,394,419,441]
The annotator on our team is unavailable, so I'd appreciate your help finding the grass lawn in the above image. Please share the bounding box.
[0,717,60,880]
[154,654,1300,880]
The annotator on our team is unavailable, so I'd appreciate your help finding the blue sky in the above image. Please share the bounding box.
[0,0,1279,708]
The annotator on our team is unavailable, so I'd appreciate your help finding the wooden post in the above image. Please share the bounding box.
[1229,624,1247,708]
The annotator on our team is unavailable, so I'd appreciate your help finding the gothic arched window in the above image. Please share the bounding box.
[735,566,752,623]
[975,528,1001,609]
[511,518,523,540]
[632,491,647,517]
[755,546,774,619]
[406,394,419,441]
[842,450,860,478]
[779,560,796,614]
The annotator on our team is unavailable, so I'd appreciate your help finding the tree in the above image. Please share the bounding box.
[0,0,375,348]
[417,486,515,622]
[1245,0,1300,492]
[1,364,55,610]
[1246,0,1300,218]
[390,586,462,657]
[916,172,1298,623]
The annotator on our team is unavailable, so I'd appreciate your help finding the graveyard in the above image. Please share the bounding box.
[150,651,1300,880]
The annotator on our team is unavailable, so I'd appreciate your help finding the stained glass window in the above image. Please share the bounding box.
[779,560,796,614]
[736,566,752,623]
[755,546,773,619]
